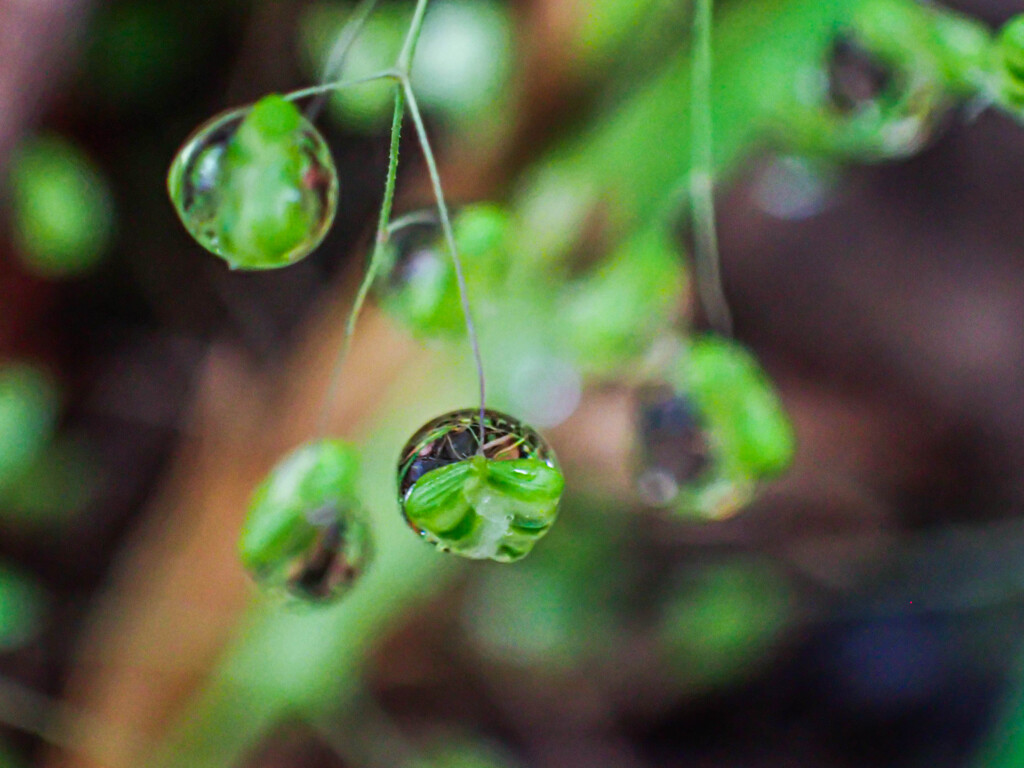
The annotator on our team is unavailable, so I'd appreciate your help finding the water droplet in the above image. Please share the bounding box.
[397,409,564,562]
[633,336,796,519]
[167,95,338,270]
[751,155,838,221]
[240,440,371,603]
[828,36,892,113]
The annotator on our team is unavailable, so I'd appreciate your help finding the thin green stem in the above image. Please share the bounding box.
[386,209,437,234]
[690,0,733,336]
[306,0,384,121]
[397,0,432,73]
[284,71,400,103]
[317,86,406,437]
[402,78,487,442]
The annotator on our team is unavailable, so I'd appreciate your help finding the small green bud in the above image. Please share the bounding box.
[398,409,564,563]
[635,335,795,519]
[375,205,510,337]
[560,225,685,375]
[240,440,372,603]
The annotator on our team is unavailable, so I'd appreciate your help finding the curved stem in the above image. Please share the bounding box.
[386,209,438,235]
[318,86,406,437]
[402,79,487,442]
[306,0,384,121]
[284,70,400,103]
[690,0,733,337]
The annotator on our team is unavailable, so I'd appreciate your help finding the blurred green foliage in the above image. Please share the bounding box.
[0,364,59,491]
[0,564,46,652]
[147,0,1024,765]
[658,559,791,691]
[7,135,114,279]
[300,0,513,133]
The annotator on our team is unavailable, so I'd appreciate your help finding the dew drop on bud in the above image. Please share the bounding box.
[167,94,338,270]
[397,409,564,563]
[633,335,796,520]
[240,440,371,603]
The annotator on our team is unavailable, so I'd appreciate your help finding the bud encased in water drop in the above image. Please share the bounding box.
[635,336,795,520]
[240,440,371,602]
[167,95,338,270]
[398,409,564,563]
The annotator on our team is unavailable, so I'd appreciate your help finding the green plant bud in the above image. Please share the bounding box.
[635,335,795,519]
[240,440,371,603]
[560,225,685,376]
[167,95,338,270]
[1000,15,1024,80]
[778,0,957,161]
[8,134,114,279]
[398,409,564,563]
[998,15,1024,107]
[375,205,510,337]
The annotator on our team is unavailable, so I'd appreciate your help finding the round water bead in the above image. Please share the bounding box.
[168,94,338,270]
[240,440,371,602]
[397,409,564,563]
[634,336,795,519]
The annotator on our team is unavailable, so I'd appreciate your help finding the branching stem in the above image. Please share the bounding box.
[314,0,487,441]
[402,78,487,444]
[306,0,384,120]
[318,87,405,436]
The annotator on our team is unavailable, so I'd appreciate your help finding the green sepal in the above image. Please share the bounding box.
[219,96,321,269]
[403,456,564,562]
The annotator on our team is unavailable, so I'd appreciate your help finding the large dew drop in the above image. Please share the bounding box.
[634,336,795,520]
[398,409,564,563]
[240,440,371,603]
[167,95,338,270]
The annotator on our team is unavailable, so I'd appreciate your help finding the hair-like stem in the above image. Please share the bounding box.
[691,0,733,336]
[317,87,405,437]
[402,79,487,443]
[313,0,487,441]
[386,209,438,234]
[284,71,399,103]
[306,0,383,121]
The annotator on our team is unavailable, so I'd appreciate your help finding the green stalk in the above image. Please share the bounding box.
[690,0,732,336]
[318,87,405,436]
